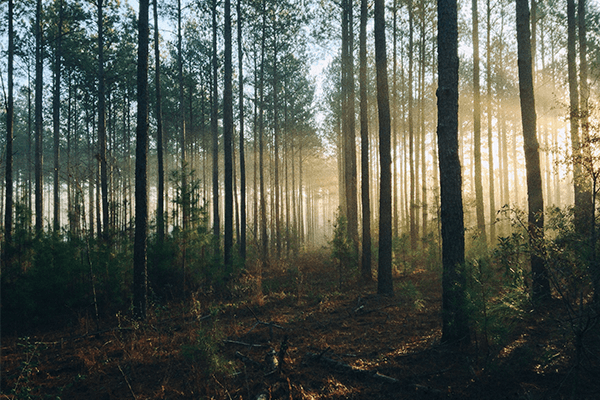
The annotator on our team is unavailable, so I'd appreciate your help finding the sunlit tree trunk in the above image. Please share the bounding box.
[516,0,550,303]
[224,0,234,270]
[272,20,281,259]
[578,0,593,230]
[437,0,470,344]
[408,0,417,250]
[237,0,247,261]
[360,0,371,281]
[35,0,44,234]
[259,0,268,262]
[98,0,109,238]
[212,0,220,249]
[472,0,485,242]
[53,0,64,232]
[486,0,495,242]
[419,1,427,238]
[392,0,398,238]
[154,0,165,244]
[568,0,586,233]
[342,0,358,251]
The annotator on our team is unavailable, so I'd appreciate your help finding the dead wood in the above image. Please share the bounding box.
[305,351,444,395]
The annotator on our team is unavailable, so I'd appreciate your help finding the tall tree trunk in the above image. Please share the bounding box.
[408,0,417,250]
[360,0,372,281]
[237,0,247,261]
[472,0,485,241]
[392,0,398,238]
[212,0,220,248]
[98,0,109,238]
[516,0,550,303]
[134,0,150,320]
[273,24,281,259]
[437,0,470,344]
[53,0,64,232]
[224,0,234,271]
[5,0,14,249]
[578,0,593,230]
[259,0,268,262]
[486,0,496,242]
[178,0,188,235]
[568,0,586,233]
[342,0,358,251]
[154,0,165,244]
[375,0,393,296]
[35,0,44,234]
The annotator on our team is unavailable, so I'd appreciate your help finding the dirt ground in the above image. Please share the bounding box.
[2,250,599,399]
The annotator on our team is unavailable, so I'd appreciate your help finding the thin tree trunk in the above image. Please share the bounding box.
[272,24,281,259]
[53,0,64,232]
[154,0,165,244]
[98,0,109,238]
[5,0,14,249]
[408,0,417,250]
[472,0,485,241]
[212,0,220,249]
[486,0,495,242]
[35,0,44,234]
[259,0,268,262]
[360,0,371,280]
[224,0,234,270]
[237,0,247,261]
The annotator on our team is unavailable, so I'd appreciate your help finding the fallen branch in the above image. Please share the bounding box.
[306,351,444,395]
[224,339,267,348]
[235,351,262,368]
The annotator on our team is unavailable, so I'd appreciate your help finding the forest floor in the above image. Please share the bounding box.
[2,249,600,399]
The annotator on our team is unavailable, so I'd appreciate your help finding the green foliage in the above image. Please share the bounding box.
[181,326,233,378]
[395,281,425,311]
[8,337,45,400]
[464,227,531,359]
[330,209,357,288]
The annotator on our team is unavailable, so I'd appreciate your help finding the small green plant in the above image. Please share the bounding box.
[396,281,425,311]
[10,337,43,399]
[181,327,233,377]
[330,208,357,288]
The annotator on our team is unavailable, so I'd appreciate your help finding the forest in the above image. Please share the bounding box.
[1,0,600,398]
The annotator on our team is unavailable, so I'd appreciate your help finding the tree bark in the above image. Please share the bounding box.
[516,0,550,303]
[53,0,64,232]
[212,0,220,248]
[342,0,358,252]
[437,0,470,344]
[486,0,496,242]
[408,0,417,250]
[375,0,393,296]
[98,0,109,238]
[35,0,44,234]
[134,0,150,321]
[5,0,14,249]
[237,0,247,261]
[360,0,372,281]
[259,0,268,262]
[154,0,165,244]
[224,0,234,270]
[472,0,486,242]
